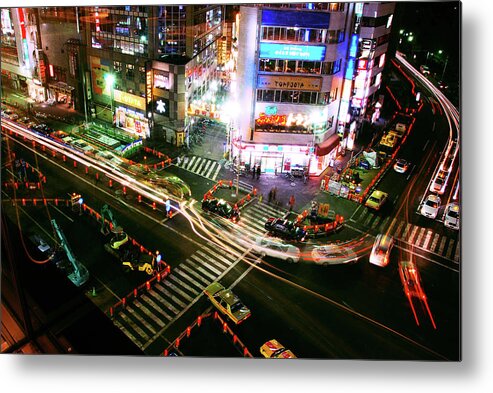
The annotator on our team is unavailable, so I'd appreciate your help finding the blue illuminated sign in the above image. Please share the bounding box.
[262,9,330,28]
[259,43,326,61]
[349,34,358,58]
[345,58,355,80]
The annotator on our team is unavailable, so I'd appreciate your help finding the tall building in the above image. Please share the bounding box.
[80,5,223,143]
[234,2,395,175]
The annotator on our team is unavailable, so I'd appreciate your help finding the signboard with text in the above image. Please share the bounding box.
[259,43,326,62]
[114,90,146,111]
[257,75,322,91]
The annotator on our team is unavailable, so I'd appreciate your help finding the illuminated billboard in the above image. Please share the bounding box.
[259,43,326,62]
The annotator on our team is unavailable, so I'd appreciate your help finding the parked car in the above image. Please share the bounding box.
[365,190,388,211]
[398,260,426,300]
[253,236,300,263]
[369,234,394,267]
[444,203,459,230]
[421,194,441,219]
[260,339,297,359]
[202,198,240,222]
[204,282,251,325]
[393,158,410,174]
[311,244,358,266]
[264,218,307,242]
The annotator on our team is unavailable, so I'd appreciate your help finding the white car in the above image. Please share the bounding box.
[311,244,358,266]
[253,237,300,263]
[394,159,410,174]
[444,203,459,230]
[421,194,441,219]
[430,170,449,194]
[369,234,394,267]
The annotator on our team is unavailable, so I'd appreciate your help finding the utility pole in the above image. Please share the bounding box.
[441,56,449,81]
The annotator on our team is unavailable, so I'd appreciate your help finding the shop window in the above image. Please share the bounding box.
[264,90,275,102]
[285,60,296,73]
[274,90,281,102]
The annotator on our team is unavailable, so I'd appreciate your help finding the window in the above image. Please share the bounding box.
[139,66,146,83]
[126,64,134,80]
[114,61,122,73]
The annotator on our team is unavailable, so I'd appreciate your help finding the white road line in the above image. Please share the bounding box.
[408,226,419,243]
[155,284,188,309]
[211,165,221,181]
[402,223,412,239]
[364,212,375,227]
[379,216,390,231]
[430,233,440,252]
[179,264,211,285]
[394,221,406,238]
[173,268,206,291]
[205,162,216,178]
[388,217,398,233]
[201,160,212,175]
[167,274,200,296]
[454,240,460,262]
[48,202,74,223]
[191,157,202,172]
[133,300,166,328]
[185,156,197,170]
[415,227,426,246]
[438,237,448,255]
[161,280,194,303]
[446,239,455,259]
[119,311,150,342]
[422,230,433,249]
[189,255,221,278]
[140,294,173,321]
[147,289,180,315]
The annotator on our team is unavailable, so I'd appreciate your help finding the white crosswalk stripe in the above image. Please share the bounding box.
[177,155,221,180]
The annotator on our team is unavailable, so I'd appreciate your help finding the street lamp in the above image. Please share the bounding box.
[437,50,449,81]
[104,73,115,124]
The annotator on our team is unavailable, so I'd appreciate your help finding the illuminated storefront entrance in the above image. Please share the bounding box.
[115,106,150,139]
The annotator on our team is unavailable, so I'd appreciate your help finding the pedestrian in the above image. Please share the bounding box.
[289,195,295,211]
[252,165,256,179]
[256,165,261,180]
[258,193,263,204]
[268,189,273,203]
[272,186,277,202]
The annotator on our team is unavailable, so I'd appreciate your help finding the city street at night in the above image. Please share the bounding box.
[1,1,478,390]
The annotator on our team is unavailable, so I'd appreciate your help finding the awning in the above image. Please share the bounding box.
[315,133,340,157]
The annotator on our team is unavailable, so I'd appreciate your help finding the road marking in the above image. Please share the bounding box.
[201,160,212,175]
[140,294,173,321]
[161,279,194,303]
[402,223,411,239]
[191,157,202,172]
[48,202,74,223]
[179,264,211,285]
[408,226,419,243]
[430,233,440,252]
[446,239,455,259]
[186,156,197,170]
[438,237,447,255]
[155,284,188,309]
[378,216,390,231]
[394,220,406,238]
[422,230,433,249]
[415,227,426,246]
[454,239,460,262]
[350,204,363,221]
[211,165,221,180]
[364,211,375,227]
[422,139,430,151]
[388,217,398,232]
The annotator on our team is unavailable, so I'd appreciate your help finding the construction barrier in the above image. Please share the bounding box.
[204,179,257,212]
[161,312,253,358]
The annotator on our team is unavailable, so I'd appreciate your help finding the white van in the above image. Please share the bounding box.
[253,236,301,263]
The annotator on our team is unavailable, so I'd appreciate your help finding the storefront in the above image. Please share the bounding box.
[28,79,46,103]
[234,141,316,175]
[113,89,150,139]
[47,81,75,107]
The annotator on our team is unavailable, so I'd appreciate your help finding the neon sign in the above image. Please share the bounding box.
[259,43,326,62]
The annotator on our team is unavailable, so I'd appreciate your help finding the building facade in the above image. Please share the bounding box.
[234,2,394,176]
[80,5,223,143]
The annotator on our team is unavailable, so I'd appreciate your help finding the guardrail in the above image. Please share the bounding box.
[161,312,253,358]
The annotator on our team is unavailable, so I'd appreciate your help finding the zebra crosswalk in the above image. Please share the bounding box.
[176,155,222,180]
[350,209,460,262]
[111,201,287,351]
[238,201,289,238]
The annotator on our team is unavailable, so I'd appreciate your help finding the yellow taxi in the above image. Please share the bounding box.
[260,339,297,359]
